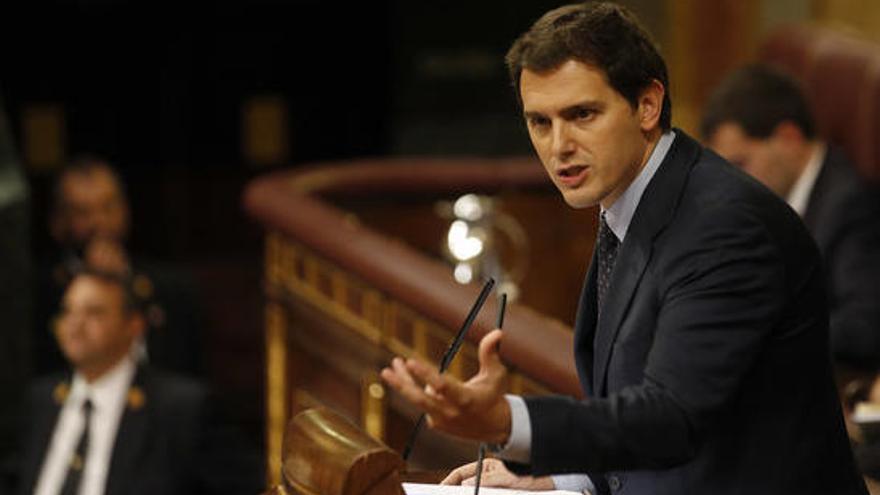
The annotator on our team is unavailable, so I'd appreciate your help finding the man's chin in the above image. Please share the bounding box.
[561,192,598,210]
[62,352,92,369]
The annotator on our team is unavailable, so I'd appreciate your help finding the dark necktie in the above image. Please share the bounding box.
[596,212,620,313]
[59,399,93,495]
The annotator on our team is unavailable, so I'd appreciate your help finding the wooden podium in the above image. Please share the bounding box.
[264,408,406,495]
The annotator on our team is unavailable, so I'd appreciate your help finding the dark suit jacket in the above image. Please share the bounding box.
[512,132,866,494]
[17,366,261,495]
[803,148,880,370]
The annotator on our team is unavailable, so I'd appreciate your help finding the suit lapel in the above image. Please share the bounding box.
[19,380,66,495]
[592,131,702,396]
[573,248,599,397]
[104,367,150,495]
[802,151,832,234]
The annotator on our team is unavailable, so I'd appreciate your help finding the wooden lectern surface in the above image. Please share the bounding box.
[276,408,406,495]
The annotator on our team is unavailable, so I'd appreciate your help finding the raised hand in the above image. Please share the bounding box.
[381,329,511,444]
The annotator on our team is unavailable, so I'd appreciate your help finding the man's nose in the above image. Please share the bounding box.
[56,313,83,336]
[551,122,576,160]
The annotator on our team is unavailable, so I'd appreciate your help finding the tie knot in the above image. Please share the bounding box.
[599,213,619,246]
[81,399,93,417]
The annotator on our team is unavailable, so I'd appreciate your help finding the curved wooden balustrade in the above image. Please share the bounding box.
[243,157,586,482]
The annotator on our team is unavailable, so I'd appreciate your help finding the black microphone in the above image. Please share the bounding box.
[474,292,506,495]
[401,277,495,462]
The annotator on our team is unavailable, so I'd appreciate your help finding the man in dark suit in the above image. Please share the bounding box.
[18,269,260,495]
[702,64,880,372]
[382,3,868,494]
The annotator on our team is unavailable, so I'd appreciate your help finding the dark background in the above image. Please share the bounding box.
[0,1,582,259]
[0,0,568,455]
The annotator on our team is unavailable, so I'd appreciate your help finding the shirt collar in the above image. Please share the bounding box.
[603,130,676,241]
[69,354,137,412]
[786,142,825,217]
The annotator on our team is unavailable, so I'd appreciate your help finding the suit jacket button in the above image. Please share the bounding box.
[608,474,622,491]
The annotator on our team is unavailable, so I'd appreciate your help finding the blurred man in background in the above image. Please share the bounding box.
[18,269,260,495]
[702,64,880,373]
[34,157,203,378]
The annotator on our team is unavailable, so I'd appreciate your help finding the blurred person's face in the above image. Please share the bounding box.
[55,275,142,381]
[520,60,663,209]
[56,167,130,247]
[708,122,801,198]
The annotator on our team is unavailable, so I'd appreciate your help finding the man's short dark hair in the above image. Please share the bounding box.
[505,1,672,130]
[701,64,816,140]
[70,266,143,316]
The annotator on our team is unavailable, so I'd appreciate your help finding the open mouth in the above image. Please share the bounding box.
[558,165,587,177]
[556,165,589,186]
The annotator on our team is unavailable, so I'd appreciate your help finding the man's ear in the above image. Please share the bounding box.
[770,121,807,145]
[127,312,147,340]
[768,121,812,165]
[638,79,665,131]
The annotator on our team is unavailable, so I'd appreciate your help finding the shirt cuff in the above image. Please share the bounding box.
[489,394,531,464]
[551,473,596,494]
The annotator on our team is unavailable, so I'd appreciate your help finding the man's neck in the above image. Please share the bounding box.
[78,352,131,384]
[602,129,676,241]
[785,141,825,217]
[790,140,820,181]
[600,128,663,210]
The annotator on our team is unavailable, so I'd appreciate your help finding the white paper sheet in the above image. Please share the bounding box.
[402,482,581,495]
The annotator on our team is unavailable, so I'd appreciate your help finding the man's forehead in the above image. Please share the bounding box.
[522,58,607,77]
[520,62,613,113]
[709,122,752,147]
[62,168,121,195]
[65,275,125,302]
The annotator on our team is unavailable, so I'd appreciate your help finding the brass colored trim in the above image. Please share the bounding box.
[331,268,347,306]
[509,372,524,396]
[382,301,399,348]
[412,319,428,359]
[303,256,319,287]
[361,374,387,441]
[293,389,324,411]
[22,103,66,170]
[362,289,384,329]
[265,301,288,486]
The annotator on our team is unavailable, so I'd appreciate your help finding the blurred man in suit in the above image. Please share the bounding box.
[18,268,260,495]
[34,157,203,377]
[382,3,867,494]
[702,64,880,372]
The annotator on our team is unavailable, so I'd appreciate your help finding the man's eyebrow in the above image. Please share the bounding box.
[523,100,604,120]
[560,101,602,117]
